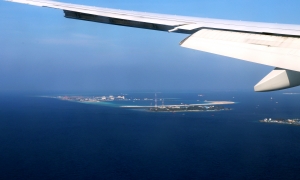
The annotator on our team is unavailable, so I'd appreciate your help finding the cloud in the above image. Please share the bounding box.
[37,33,105,46]
[71,33,95,39]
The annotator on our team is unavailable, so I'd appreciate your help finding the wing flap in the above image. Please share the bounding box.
[174,23,300,37]
[181,29,300,72]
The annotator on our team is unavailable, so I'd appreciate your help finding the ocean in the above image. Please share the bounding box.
[0,92,300,179]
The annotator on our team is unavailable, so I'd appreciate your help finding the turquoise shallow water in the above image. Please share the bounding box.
[0,92,300,179]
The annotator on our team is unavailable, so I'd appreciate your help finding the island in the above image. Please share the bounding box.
[148,105,231,112]
[48,94,235,112]
[51,95,129,102]
[260,118,300,126]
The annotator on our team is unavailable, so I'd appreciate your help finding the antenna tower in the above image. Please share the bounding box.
[155,93,157,108]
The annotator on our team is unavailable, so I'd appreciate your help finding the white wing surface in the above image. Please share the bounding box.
[6,0,300,91]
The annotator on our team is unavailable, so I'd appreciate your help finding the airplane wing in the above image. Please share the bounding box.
[6,0,300,92]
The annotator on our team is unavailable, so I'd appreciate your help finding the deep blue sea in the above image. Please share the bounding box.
[0,92,300,180]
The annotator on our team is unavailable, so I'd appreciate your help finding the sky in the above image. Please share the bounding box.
[1,0,300,93]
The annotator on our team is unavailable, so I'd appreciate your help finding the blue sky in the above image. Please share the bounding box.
[1,0,300,93]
